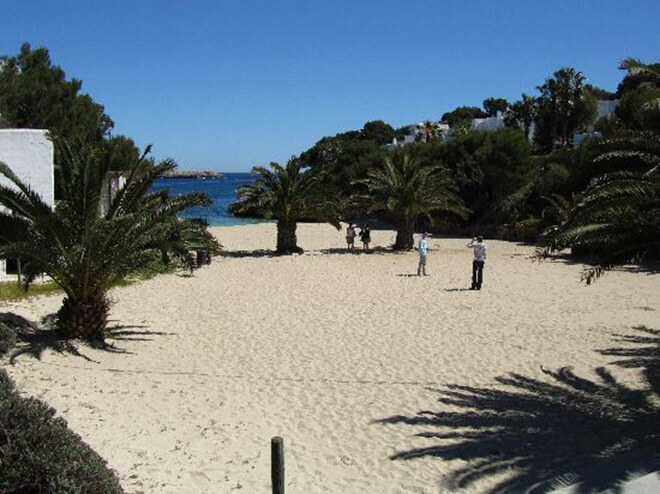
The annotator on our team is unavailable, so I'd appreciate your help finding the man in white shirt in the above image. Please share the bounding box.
[417,232,429,276]
[467,236,487,290]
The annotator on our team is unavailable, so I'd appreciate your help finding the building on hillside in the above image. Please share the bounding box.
[0,129,54,278]
[471,111,506,132]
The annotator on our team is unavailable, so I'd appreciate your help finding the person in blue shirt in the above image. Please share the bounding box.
[417,232,429,276]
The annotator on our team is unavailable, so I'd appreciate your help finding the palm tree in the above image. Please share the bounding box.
[538,131,660,283]
[231,158,340,253]
[360,148,468,250]
[0,140,219,343]
[505,93,538,140]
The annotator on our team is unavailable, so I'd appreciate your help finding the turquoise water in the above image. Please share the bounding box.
[151,173,266,226]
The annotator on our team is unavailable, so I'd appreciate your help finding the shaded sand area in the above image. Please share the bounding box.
[2,223,660,493]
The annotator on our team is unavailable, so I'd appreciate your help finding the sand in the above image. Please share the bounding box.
[2,223,659,493]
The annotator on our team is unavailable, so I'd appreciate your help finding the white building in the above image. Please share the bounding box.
[471,111,506,132]
[0,129,54,277]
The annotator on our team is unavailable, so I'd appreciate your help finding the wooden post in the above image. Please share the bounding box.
[16,258,22,288]
[271,436,284,494]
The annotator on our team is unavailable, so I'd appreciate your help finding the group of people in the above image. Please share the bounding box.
[344,223,488,290]
[345,223,371,251]
[416,233,487,289]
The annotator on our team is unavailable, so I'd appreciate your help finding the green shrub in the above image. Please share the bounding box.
[0,369,124,493]
[0,323,16,357]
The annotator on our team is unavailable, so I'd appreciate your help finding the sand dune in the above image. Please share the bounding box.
[3,223,659,493]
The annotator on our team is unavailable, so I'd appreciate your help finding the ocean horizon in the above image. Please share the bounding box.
[151,172,267,227]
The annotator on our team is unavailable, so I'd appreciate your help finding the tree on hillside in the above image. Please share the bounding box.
[0,141,218,342]
[0,43,113,143]
[584,84,616,101]
[441,106,487,127]
[616,84,660,131]
[102,135,145,171]
[359,148,468,250]
[482,97,509,116]
[361,120,396,145]
[616,59,660,97]
[505,94,538,139]
[231,159,341,253]
[616,58,660,132]
[298,126,388,218]
[534,68,598,150]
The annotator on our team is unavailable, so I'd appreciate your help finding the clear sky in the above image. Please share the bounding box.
[2,0,659,171]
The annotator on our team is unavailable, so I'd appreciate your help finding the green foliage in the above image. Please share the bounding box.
[584,84,616,100]
[539,130,660,283]
[441,106,487,127]
[534,68,598,150]
[0,43,113,143]
[232,159,341,252]
[359,147,467,249]
[482,97,509,116]
[0,139,219,340]
[0,280,61,301]
[505,94,538,140]
[298,123,389,217]
[616,83,660,131]
[361,120,395,145]
[0,369,124,492]
[102,134,147,172]
[419,128,533,226]
[616,58,660,97]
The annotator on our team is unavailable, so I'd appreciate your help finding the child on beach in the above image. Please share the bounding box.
[417,232,429,276]
[359,224,371,251]
[346,224,357,251]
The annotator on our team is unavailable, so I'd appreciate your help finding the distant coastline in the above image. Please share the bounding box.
[162,170,223,179]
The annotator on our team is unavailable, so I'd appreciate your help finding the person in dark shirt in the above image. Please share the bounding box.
[359,224,371,251]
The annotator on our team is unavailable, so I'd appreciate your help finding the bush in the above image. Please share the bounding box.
[0,369,124,493]
[0,323,16,357]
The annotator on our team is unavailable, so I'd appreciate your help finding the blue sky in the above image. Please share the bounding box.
[2,0,659,171]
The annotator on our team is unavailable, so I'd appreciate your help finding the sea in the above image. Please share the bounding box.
[151,172,266,227]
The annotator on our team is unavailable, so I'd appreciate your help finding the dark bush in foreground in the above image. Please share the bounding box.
[0,369,123,493]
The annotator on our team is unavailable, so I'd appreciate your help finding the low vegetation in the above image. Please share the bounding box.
[0,369,124,493]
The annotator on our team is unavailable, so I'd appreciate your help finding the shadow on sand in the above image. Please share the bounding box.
[320,247,401,256]
[218,249,280,258]
[0,313,170,363]
[376,327,660,492]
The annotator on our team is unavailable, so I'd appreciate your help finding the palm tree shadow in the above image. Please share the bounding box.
[600,325,660,397]
[376,347,660,492]
[105,325,175,342]
[1,312,100,363]
[0,314,160,363]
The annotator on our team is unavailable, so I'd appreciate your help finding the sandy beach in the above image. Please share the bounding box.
[2,222,659,493]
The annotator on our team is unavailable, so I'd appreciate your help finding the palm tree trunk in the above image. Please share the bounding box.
[393,219,415,250]
[56,296,109,342]
[276,219,301,254]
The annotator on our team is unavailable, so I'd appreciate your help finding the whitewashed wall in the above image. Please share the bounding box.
[0,129,54,276]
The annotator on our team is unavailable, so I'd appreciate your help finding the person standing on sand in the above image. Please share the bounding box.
[346,223,357,251]
[467,236,487,290]
[417,232,429,276]
[360,224,371,251]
